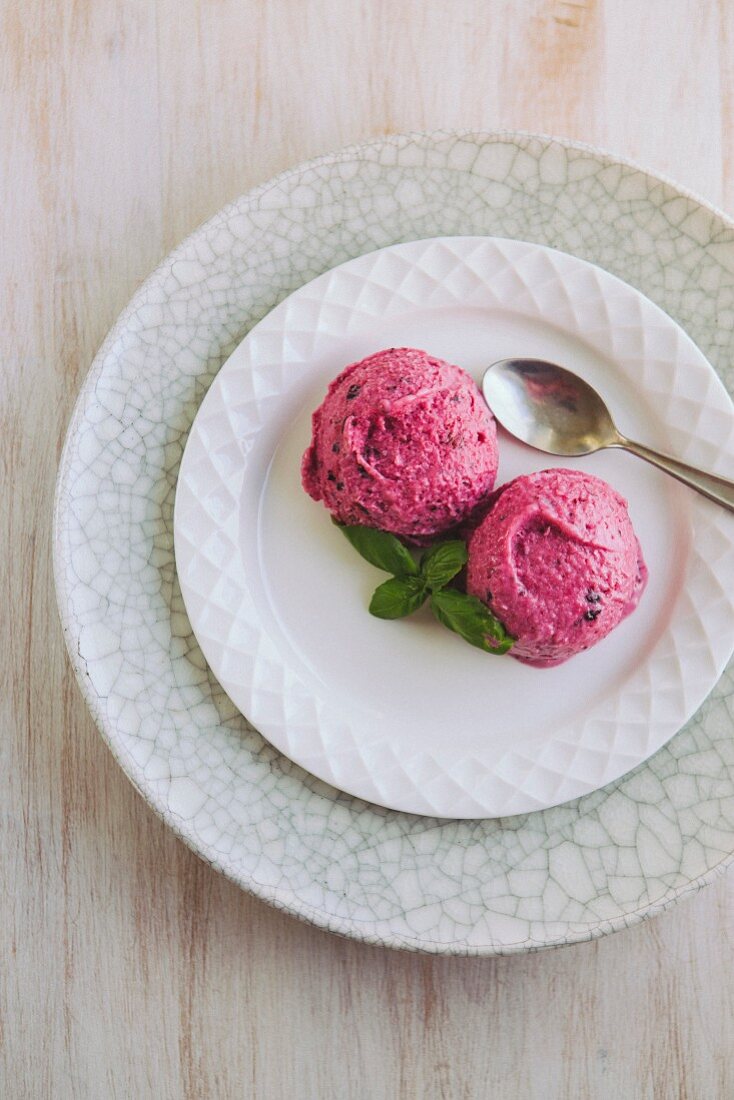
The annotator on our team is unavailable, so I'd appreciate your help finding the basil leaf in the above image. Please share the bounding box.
[339,524,419,576]
[369,576,427,619]
[420,540,468,590]
[430,588,513,654]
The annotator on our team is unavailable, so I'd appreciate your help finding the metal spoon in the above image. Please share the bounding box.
[482,358,734,513]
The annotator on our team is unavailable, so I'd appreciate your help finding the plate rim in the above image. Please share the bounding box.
[54,129,734,954]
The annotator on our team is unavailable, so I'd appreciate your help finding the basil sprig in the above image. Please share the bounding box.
[338,525,513,655]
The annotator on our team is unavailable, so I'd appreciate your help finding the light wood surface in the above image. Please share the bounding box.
[4,2,734,1097]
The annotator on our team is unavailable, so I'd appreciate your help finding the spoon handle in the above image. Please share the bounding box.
[615,436,734,514]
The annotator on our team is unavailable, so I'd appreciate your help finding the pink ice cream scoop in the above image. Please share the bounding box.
[466,468,647,667]
[302,348,499,543]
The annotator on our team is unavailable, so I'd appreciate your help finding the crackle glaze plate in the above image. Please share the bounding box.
[174,235,734,818]
[55,132,734,954]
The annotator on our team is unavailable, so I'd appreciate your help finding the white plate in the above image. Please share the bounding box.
[174,235,734,818]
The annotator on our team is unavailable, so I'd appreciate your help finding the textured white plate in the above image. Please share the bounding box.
[55,132,734,953]
[174,236,734,818]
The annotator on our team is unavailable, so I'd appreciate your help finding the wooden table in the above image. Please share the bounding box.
[4,2,734,1096]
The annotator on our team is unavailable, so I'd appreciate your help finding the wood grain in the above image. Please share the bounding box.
[3,1,734,1097]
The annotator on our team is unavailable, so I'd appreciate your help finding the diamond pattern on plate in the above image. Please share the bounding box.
[175,235,734,819]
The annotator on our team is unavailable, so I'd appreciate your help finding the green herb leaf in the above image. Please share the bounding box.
[339,524,419,576]
[420,540,468,590]
[369,576,428,619]
[430,588,514,654]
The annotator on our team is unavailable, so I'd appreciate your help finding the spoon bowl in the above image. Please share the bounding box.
[482,358,734,513]
[483,358,620,456]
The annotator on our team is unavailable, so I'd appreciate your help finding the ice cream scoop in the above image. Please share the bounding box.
[466,469,647,666]
[482,359,734,513]
[302,348,499,543]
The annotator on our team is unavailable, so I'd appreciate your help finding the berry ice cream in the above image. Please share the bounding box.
[466,468,647,667]
[302,348,499,543]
